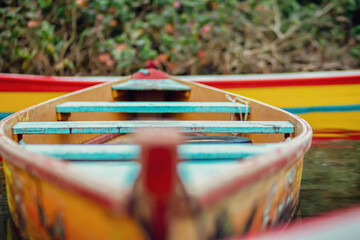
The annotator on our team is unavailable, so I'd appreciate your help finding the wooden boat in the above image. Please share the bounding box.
[0,69,311,239]
[1,70,359,140]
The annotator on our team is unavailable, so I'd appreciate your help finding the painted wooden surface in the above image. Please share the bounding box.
[3,161,147,240]
[112,79,191,91]
[63,161,244,190]
[0,69,312,240]
[1,71,359,141]
[1,71,359,140]
[56,101,249,113]
[22,143,281,160]
[283,104,360,114]
[13,120,294,134]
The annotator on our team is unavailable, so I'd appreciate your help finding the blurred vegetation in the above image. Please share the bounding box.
[0,0,359,75]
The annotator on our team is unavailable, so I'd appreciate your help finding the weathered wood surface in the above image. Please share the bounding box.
[56,101,249,113]
[23,143,281,160]
[13,120,294,134]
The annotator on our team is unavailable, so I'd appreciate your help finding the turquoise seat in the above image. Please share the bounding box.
[22,143,281,161]
[13,120,294,134]
[56,101,249,113]
[112,79,191,92]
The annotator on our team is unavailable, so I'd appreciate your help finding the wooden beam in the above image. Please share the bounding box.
[112,79,191,91]
[56,101,249,113]
[13,121,294,134]
[23,143,281,160]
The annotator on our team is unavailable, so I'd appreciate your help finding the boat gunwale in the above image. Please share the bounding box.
[0,74,312,212]
[1,70,360,92]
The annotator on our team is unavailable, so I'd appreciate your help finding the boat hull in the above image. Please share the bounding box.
[3,161,147,240]
[222,83,360,140]
[3,154,303,240]
[1,71,359,140]
[0,70,312,239]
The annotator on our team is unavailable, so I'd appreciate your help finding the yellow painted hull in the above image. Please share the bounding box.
[0,92,66,113]
[225,84,360,134]
[1,79,359,139]
[0,69,312,239]
[4,161,147,240]
[3,156,303,239]
[225,84,360,108]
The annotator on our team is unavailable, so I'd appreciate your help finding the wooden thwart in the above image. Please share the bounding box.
[56,101,249,113]
[112,79,191,91]
[23,143,282,161]
[13,120,294,134]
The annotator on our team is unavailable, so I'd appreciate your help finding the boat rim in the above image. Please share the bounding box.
[0,75,312,213]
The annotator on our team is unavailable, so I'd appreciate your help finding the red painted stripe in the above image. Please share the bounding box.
[312,130,360,141]
[0,74,101,92]
[314,129,360,135]
[311,143,355,149]
[1,73,360,92]
[197,75,360,88]
[132,68,169,79]
[312,135,360,141]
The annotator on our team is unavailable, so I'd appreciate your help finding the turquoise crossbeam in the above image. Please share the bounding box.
[13,120,294,134]
[23,143,282,161]
[56,101,249,113]
[112,79,191,91]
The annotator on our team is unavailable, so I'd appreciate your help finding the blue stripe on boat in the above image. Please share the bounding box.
[283,104,360,114]
[56,101,249,113]
[0,112,13,120]
[112,79,191,91]
[13,120,294,134]
[23,143,281,160]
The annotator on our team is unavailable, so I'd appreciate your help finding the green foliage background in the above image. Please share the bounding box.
[0,0,359,75]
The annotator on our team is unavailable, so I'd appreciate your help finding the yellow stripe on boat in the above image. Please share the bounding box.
[224,84,360,108]
[4,162,147,240]
[0,92,66,112]
[298,111,360,132]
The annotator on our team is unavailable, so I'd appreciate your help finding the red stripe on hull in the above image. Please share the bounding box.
[312,130,360,142]
[1,73,360,92]
[197,75,360,88]
[0,74,101,92]
[312,135,360,141]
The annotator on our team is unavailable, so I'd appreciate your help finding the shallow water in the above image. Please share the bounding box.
[0,140,359,239]
[298,140,360,218]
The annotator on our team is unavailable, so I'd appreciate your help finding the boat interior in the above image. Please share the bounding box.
[3,69,303,201]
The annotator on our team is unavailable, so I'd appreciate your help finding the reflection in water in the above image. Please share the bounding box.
[1,140,359,239]
[299,140,360,217]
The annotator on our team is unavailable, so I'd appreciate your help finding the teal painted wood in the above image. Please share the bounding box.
[66,161,242,188]
[67,162,140,188]
[23,143,281,160]
[112,79,191,91]
[56,101,249,113]
[178,161,242,186]
[13,120,294,134]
